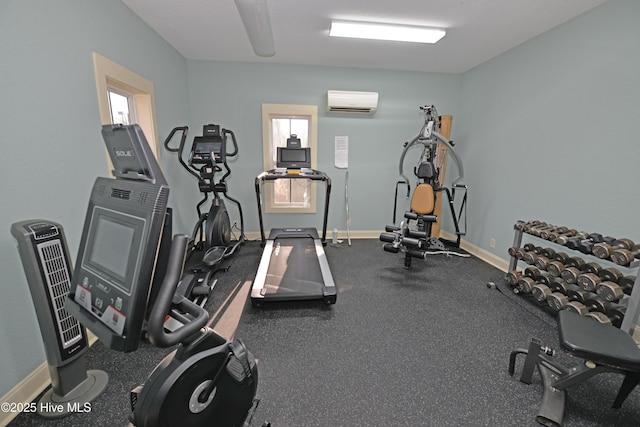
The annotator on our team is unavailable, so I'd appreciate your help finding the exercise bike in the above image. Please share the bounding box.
[164,124,246,307]
[380,105,468,268]
[131,234,264,427]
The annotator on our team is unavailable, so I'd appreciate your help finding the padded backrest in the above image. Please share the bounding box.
[411,183,435,215]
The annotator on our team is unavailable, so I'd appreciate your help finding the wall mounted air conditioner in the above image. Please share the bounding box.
[327,90,378,114]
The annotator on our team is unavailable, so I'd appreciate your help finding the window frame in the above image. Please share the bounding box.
[92,52,159,160]
[262,104,318,213]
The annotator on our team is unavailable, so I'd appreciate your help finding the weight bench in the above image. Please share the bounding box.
[509,309,640,426]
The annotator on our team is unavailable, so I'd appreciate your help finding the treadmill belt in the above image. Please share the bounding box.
[263,237,324,298]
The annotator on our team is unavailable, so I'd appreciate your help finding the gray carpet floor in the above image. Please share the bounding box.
[9,239,640,426]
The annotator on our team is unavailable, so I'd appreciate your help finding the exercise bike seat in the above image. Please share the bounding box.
[558,309,640,372]
[202,245,226,266]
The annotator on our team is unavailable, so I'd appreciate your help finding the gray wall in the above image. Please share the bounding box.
[0,0,190,397]
[1,0,637,402]
[455,0,640,258]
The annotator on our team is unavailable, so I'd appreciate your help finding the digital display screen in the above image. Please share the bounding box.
[281,148,308,162]
[277,147,311,168]
[191,137,223,164]
[194,141,221,155]
[88,215,136,290]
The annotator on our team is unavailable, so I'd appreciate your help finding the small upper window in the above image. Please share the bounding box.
[107,87,136,125]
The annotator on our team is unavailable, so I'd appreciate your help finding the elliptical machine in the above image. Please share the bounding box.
[164,124,246,306]
[380,105,468,268]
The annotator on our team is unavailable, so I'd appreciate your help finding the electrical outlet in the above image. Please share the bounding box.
[489,238,496,248]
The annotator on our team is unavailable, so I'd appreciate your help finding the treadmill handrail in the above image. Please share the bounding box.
[255,169,332,245]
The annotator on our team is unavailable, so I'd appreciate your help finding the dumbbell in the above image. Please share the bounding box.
[579,235,615,254]
[547,228,576,241]
[545,252,571,277]
[565,286,596,304]
[522,249,543,265]
[532,248,558,270]
[566,234,614,254]
[610,244,640,266]
[555,231,588,246]
[539,226,569,240]
[516,273,553,294]
[531,282,553,303]
[515,220,544,231]
[546,282,581,311]
[506,266,541,287]
[507,246,526,260]
[584,303,628,328]
[576,267,624,292]
[529,224,559,237]
[564,296,611,316]
[560,259,601,284]
[591,238,634,260]
[505,270,521,287]
[595,276,635,302]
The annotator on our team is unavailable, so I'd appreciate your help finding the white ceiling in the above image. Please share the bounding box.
[121,0,608,74]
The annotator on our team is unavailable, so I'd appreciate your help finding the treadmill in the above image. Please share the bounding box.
[251,135,337,307]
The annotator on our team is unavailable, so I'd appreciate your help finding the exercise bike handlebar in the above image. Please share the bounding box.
[147,234,210,348]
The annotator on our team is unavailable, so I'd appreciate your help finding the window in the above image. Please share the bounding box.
[107,86,136,125]
[262,104,318,213]
[92,52,159,159]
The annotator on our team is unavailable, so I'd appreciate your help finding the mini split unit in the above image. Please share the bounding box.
[327,90,379,114]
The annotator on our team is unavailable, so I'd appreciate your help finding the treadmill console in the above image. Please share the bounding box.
[276,134,310,169]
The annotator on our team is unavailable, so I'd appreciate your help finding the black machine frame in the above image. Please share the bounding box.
[163,124,246,308]
[251,167,337,306]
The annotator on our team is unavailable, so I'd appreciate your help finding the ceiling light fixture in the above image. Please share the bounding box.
[234,0,275,57]
[329,21,446,44]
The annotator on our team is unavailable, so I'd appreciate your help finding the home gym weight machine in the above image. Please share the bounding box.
[65,124,264,426]
[380,105,468,268]
[163,124,246,307]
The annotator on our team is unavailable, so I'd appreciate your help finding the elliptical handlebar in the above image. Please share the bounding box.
[222,128,239,158]
[163,126,200,180]
[147,234,209,348]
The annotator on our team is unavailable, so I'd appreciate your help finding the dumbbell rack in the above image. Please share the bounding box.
[507,221,640,337]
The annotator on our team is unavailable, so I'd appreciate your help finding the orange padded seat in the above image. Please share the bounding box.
[410,183,435,215]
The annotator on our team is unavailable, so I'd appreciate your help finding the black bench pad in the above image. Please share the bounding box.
[558,309,640,372]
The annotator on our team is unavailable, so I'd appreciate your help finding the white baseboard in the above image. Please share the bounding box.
[0,362,50,426]
[440,230,509,272]
[0,332,98,426]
